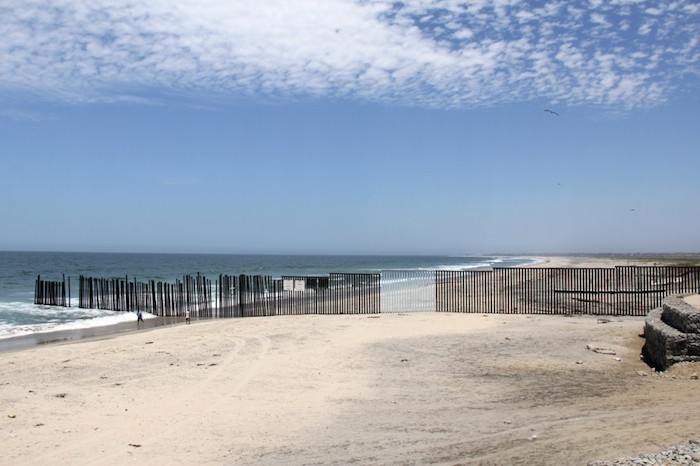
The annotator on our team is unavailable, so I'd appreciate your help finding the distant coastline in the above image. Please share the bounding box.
[525,253,700,268]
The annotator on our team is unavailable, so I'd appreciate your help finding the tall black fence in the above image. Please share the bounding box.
[35,266,700,317]
[54,272,381,318]
[34,275,70,307]
[215,273,380,318]
[76,274,214,316]
[436,266,700,315]
[277,276,331,316]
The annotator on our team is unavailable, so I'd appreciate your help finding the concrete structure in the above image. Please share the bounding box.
[643,295,700,370]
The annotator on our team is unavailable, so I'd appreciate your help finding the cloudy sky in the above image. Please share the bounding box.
[1,0,698,254]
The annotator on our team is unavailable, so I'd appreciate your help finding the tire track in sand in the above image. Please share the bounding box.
[32,331,270,465]
[118,332,272,461]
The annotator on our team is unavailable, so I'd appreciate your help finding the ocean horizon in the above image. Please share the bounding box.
[0,251,539,340]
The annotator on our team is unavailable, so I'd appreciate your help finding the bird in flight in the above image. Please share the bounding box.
[544,109,559,116]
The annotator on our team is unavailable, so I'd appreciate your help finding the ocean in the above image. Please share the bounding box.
[0,251,538,339]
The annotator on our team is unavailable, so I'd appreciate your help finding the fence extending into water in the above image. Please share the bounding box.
[35,273,381,317]
[77,274,215,316]
[34,274,70,307]
[34,266,700,318]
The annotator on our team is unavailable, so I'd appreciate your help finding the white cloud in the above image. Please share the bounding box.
[0,0,697,110]
[638,21,654,35]
[590,12,612,27]
[0,109,54,122]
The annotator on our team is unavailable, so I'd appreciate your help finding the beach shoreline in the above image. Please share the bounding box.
[0,316,184,353]
[3,254,696,354]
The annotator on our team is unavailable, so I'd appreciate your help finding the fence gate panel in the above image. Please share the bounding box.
[380,270,435,313]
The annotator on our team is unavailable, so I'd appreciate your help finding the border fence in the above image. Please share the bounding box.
[216,273,380,317]
[34,266,700,318]
[435,267,700,315]
[34,274,70,307]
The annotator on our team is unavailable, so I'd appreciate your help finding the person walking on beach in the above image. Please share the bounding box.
[137,309,143,325]
[185,308,191,324]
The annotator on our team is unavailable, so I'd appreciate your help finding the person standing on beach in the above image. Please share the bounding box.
[185,308,191,324]
[137,309,143,324]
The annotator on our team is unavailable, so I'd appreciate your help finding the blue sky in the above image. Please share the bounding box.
[1,0,698,255]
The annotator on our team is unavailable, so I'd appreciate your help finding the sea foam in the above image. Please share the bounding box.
[0,301,154,339]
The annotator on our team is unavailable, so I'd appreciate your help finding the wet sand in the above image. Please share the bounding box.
[0,316,183,353]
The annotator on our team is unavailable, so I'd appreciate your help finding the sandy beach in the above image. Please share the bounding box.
[526,254,697,269]
[2,255,699,465]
